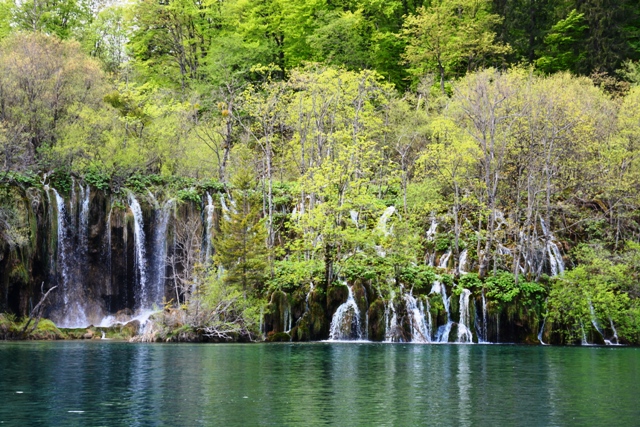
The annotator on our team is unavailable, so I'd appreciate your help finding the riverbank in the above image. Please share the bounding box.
[0,313,139,341]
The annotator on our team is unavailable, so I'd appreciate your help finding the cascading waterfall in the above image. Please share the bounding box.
[220,193,231,221]
[588,301,615,345]
[283,303,292,333]
[79,184,90,251]
[540,218,565,276]
[296,283,315,328]
[404,292,431,343]
[457,289,473,343]
[384,284,399,342]
[459,249,468,274]
[581,322,589,346]
[538,318,548,345]
[431,281,453,343]
[609,318,619,345]
[52,188,89,328]
[328,284,363,341]
[439,250,452,270]
[426,219,437,240]
[426,219,437,266]
[480,290,488,343]
[128,193,148,310]
[150,199,173,307]
[204,193,214,263]
[106,203,113,298]
[52,189,70,302]
[377,206,395,236]
[350,210,359,228]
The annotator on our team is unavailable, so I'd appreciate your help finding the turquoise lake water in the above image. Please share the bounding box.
[0,342,638,426]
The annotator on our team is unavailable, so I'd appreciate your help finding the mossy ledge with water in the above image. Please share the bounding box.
[1,177,640,346]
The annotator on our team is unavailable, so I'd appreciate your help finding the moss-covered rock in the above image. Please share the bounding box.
[368,299,386,341]
[27,319,64,340]
[267,331,291,342]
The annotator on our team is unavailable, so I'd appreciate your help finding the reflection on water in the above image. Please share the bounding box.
[0,342,639,426]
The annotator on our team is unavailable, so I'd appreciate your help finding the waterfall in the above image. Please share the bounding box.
[457,289,473,343]
[404,292,431,343]
[438,250,452,269]
[538,318,548,345]
[52,188,88,328]
[150,199,173,307]
[384,284,398,342]
[306,282,314,310]
[480,290,488,343]
[259,306,265,338]
[328,284,363,341]
[384,299,398,342]
[377,206,395,235]
[458,249,468,274]
[580,322,589,346]
[128,193,148,310]
[588,301,616,345]
[106,203,113,298]
[296,283,315,328]
[204,193,214,263]
[283,303,292,333]
[609,318,619,345]
[426,219,437,266]
[431,281,453,343]
[540,218,565,276]
[220,193,231,221]
[350,210,359,228]
[79,184,90,251]
[426,219,437,240]
[52,189,70,304]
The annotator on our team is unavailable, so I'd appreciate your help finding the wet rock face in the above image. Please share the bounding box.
[1,186,203,325]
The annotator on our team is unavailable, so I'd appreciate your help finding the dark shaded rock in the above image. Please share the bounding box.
[368,299,386,341]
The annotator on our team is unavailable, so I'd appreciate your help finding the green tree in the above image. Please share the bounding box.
[401,0,509,93]
[536,9,588,73]
[214,166,268,292]
[0,33,104,169]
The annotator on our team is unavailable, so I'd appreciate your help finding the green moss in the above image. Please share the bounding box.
[267,331,291,342]
[27,319,65,340]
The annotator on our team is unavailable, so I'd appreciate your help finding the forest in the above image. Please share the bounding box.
[1,0,640,345]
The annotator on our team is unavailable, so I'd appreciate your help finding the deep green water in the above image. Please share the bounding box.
[0,342,638,426]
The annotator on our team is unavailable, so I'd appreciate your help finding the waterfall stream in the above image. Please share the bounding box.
[458,249,468,274]
[404,292,431,343]
[204,193,214,263]
[457,289,473,343]
[151,199,173,307]
[328,284,363,341]
[51,188,90,328]
[128,193,148,310]
[431,281,453,343]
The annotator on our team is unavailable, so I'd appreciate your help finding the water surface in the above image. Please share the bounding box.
[0,342,637,426]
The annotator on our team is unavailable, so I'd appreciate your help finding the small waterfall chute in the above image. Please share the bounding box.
[456,289,473,343]
[430,281,453,343]
[540,218,565,276]
[458,249,468,274]
[204,193,215,264]
[404,292,431,343]
[438,250,452,270]
[377,206,395,236]
[151,199,173,307]
[128,193,149,310]
[328,283,364,341]
[50,188,90,328]
[350,210,359,228]
[538,317,548,345]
